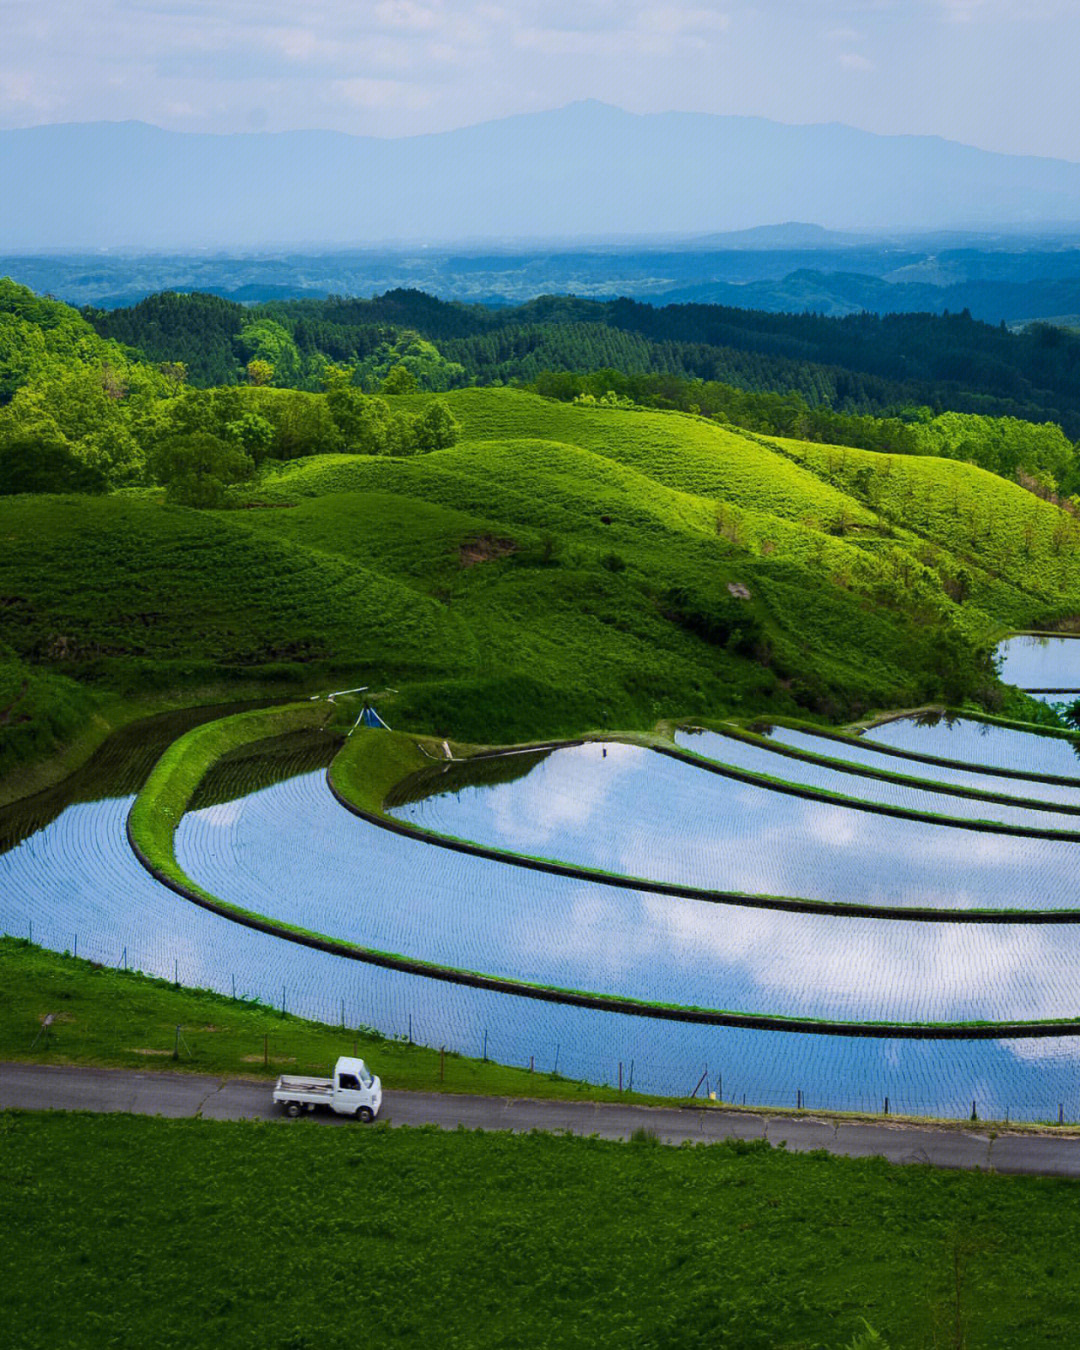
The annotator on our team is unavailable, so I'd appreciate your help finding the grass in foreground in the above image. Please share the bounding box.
[0,937,664,1104]
[2,1109,1077,1350]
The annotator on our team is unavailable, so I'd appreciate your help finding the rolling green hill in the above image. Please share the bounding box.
[4,382,1075,792]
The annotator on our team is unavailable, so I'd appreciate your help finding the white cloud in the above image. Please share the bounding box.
[1,0,1079,158]
[371,0,441,32]
[260,27,327,62]
[514,5,729,58]
[331,77,434,111]
[931,0,1062,18]
[936,0,987,21]
[636,5,730,36]
[0,69,56,113]
[196,800,246,828]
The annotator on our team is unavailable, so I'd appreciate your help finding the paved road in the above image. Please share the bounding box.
[3,1063,1080,1178]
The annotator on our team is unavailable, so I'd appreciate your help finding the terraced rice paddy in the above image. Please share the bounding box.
[9,648,1080,1119]
[7,767,1072,1106]
[999,634,1080,690]
[863,715,1080,778]
[0,702,283,855]
[391,741,1080,912]
[756,723,1080,806]
[173,765,1080,1020]
[673,728,1080,830]
[3,759,1080,1118]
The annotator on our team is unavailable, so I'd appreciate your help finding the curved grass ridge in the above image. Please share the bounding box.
[128,707,1080,1038]
[127,701,336,873]
[750,712,1080,789]
[684,719,1080,818]
[669,725,1080,839]
[331,727,1080,924]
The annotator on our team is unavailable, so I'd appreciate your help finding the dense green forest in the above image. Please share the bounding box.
[87,287,1080,433]
[77,286,1080,496]
[0,281,460,501]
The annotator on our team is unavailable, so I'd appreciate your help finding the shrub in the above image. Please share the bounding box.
[149,432,255,508]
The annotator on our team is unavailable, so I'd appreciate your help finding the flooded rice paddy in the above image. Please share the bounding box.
[998,634,1080,690]
[171,765,1080,1021]
[6,766,1080,1123]
[393,741,1080,912]
[672,728,1080,830]
[863,715,1080,778]
[758,723,1080,806]
[7,639,1080,1119]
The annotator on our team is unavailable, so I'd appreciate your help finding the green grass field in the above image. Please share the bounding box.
[2,1108,1078,1350]
[5,386,1080,784]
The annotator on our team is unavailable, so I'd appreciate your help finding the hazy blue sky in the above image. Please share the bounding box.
[3,0,1077,159]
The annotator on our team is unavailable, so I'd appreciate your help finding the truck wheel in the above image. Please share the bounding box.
[356,1107,374,1124]
[285,1102,302,1118]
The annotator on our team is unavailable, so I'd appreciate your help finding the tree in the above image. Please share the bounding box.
[412,400,461,452]
[246,358,274,387]
[244,390,342,458]
[0,363,152,488]
[380,364,418,395]
[149,432,254,508]
[225,412,274,462]
[0,428,106,495]
[159,361,188,392]
[320,363,356,392]
[382,411,420,456]
[325,386,391,454]
[236,318,300,385]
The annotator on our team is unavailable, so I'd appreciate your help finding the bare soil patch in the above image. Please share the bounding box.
[459,534,516,567]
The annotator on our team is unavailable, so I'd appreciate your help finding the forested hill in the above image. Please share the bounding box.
[85,288,1080,435]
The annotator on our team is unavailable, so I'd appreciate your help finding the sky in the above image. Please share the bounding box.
[2,0,1078,161]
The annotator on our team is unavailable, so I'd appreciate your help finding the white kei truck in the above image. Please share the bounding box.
[273,1056,383,1121]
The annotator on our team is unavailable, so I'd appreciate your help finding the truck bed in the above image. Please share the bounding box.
[274,1075,333,1098]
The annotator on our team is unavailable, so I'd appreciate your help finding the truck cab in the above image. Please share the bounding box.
[273,1056,383,1121]
[331,1058,381,1117]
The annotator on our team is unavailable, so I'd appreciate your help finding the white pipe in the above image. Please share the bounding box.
[322,685,370,703]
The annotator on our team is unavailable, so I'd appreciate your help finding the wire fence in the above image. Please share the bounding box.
[9,915,1080,1127]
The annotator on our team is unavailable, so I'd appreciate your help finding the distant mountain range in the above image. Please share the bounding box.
[10,243,1080,324]
[7,102,1080,251]
[661,270,1080,320]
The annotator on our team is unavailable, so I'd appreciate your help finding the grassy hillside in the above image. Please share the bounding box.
[0,649,97,783]
[0,492,468,680]
[769,432,1080,597]
[3,386,1078,779]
